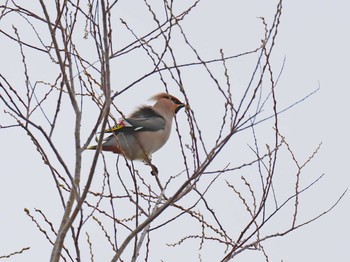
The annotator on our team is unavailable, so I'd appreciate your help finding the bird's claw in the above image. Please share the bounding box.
[150,164,158,176]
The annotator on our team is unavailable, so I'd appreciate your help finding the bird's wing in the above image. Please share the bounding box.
[105,106,165,134]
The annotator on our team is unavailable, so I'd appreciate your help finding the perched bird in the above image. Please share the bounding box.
[87,93,185,173]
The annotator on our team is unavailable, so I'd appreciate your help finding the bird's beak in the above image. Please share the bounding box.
[175,103,186,114]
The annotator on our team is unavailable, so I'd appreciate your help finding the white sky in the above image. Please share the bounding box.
[0,0,349,261]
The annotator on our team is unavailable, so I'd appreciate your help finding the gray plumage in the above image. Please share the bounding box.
[87,93,185,163]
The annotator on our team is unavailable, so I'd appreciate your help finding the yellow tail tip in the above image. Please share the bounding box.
[86,145,97,150]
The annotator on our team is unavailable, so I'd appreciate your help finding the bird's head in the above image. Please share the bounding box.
[151,93,186,114]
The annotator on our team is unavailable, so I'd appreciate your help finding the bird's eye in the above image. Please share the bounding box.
[171,97,182,105]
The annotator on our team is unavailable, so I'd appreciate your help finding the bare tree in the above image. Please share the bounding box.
[0,0,345,261]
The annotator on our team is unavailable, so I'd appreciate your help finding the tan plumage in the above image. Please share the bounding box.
[87,93,185,164]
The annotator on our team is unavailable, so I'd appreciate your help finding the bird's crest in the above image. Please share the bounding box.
[150,92,183,105]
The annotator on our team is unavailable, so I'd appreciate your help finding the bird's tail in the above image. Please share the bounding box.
[86,145,97,150]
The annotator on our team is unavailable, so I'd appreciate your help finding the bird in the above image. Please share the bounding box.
[87,93,185,174]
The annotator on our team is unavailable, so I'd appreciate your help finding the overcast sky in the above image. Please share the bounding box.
[1,1,349,261]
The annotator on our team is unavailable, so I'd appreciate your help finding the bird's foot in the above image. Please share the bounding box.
[150,164,158,176]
